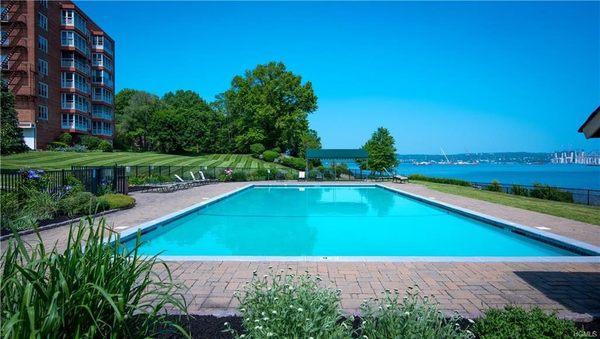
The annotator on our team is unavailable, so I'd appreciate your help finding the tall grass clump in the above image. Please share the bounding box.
[0,218,189,338]
[359,287,473,339]
[226,269,352,338]
[408,174,472,187]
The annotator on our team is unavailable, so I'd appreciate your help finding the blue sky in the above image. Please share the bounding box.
[79,1,599,154]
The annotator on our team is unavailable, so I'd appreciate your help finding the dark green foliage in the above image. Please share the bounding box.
[487,180,503,192]
[473,306,580,339]
[79,135,103,150]
[217,62,318,154]
[0,89,27,154]
[97,194,135,209]
[115,90,161,151]
[231,171,248,182]
[57,132,74,145]
[248,168,270,180]
[149,109,185,153]
[362,127,398,172]
[262,150,279,162]
[408,174,472,187]
[280,156,307,170]
[298,129,322,158]
[530,183,574,203]
[47,141,69,150]
[58,191,104,217]
[0,192,20,229]
[0,219,189,337]
[250,143,265,157]
[510,185,529,196]
[360,289,471,338]
[98,140,113,152]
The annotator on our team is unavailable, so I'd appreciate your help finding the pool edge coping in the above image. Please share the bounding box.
[116,183,600,263]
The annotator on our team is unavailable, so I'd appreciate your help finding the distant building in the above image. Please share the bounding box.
[579,106,600,139]
[551,151,600,165]
[1,0,115,149]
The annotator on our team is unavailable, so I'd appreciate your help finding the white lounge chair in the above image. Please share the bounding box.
[198,170,217,183]
[298,171,306,181]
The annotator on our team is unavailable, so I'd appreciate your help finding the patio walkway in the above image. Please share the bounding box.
[5,181,600,320]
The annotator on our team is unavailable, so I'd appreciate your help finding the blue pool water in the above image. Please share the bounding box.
[123,186,579,257]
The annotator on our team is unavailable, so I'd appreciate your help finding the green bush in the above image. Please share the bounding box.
[262,150,279,162]
[280,156,306,170]
[486,180,503,192]
[98,140,113,152]
[57,132,73,145]
[79,135,102,150]
[98,194,135,210]
[59,191,104,217]
[231,171,248,182]
[0,218,189,337]
[530,183,574,203]
[46,141,69,150]
[22,188,59,222]
[360,288,471,338]
[227,270,352,338]
[271,146,281,154]
[0,192,20,230]
[408,174,472,187]
[473,306,580,339]
[249,168,269,180]
[250,143,265,157]
[510,185,529,197]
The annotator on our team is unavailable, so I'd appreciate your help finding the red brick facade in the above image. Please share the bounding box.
[1,0,114,149]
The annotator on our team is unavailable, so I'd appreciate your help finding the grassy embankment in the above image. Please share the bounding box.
[0,151,289,170]
[413,180,600,225]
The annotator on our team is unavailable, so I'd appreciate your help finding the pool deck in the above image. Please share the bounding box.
[6,181,600,320]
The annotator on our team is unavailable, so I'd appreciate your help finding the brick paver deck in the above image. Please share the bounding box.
[4,181,600,320]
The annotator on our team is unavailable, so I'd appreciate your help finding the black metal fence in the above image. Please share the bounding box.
[470,181,600,206]
[0,166,128,195]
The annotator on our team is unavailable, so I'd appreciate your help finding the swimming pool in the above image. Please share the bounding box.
[120,185,598,259]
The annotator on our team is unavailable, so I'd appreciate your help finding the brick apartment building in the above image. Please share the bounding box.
[1,0,114,149]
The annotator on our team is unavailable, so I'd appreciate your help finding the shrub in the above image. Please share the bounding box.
[530,183,574,203]
[271,146,281,153]
[473,306,580,339]
[250,143,265,157]
[227,270,352,338]
[262,150,279,162]
[249,168,269,181]
[0,218,189,337]
[98,140,113,152]
[280,156,306,170]
[46,141,69,150]
[59,191,103,217]
[510,185,529,197]
[79,135,102,150]
[408,174,472,187]
[0,192,20,230]
[98,194,135,210]
[231,171,248,182]
[57,132,73,145]
[360,288,472,338]
[22,188,59,222]
[486,180,503,192]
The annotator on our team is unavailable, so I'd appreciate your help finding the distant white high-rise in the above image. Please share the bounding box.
[551,151,600,165]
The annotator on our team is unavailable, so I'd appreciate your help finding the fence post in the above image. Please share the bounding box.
[588,190,590,205]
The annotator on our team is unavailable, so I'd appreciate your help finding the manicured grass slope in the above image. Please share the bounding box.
[414,180,600,225]
[1,151,288,170]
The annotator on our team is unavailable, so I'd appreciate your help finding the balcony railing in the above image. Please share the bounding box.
[92,77,113,88]
[62,38,89,57]
[92,92,113,104]
[62,121,88,132]
[92,111,113,120]
[62,101,89,112]
[61,58,90,75]
[92,128,112,136]
[61,79,90,94]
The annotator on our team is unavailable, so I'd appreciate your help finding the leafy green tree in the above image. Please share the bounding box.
[0,88,27,154]
[362,127,398,173]
[298,129,322,158]
[217,62,317,155]
[115,90,161,151]
[148,109,185,153]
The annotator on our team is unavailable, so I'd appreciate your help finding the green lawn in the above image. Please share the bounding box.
[0,151,289,170]
[414,180,600,225]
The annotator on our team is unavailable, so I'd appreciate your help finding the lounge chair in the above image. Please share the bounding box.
[174,174,194,188]
[315,172,324,181]
[190,171,208,186]
[198,170,217,183]
[392,175,409,183]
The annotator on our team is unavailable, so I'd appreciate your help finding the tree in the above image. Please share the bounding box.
[115,90,161,151]
[148,109,185,154]
[0,88,27,154]
[362,127,398,173]
[298,129,322,159]
[217,62,318,155]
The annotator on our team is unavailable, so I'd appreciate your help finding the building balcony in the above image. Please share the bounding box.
[61,40,89,58]
[92,111,113,121]
[62,121,89,132]
[61,101,90,113]
[92,78,113,89]
[61,80,90,94]
[92,128,113,137]
[61,58,90,75]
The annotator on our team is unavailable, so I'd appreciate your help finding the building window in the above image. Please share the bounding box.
[38,36,48,52]
[61,30,89,56]
[39,0,48,9]
[38,82,48,98]
[38,13,47,30]
[38,105,48,120]
[37,58,48,75]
